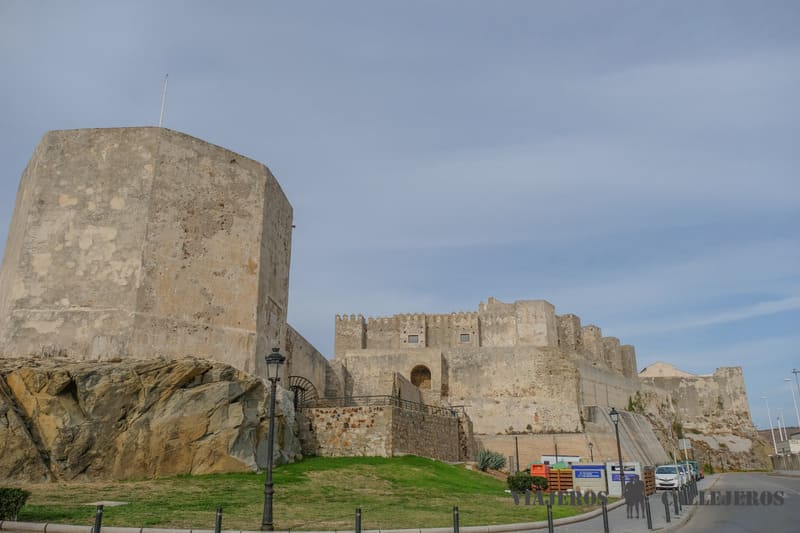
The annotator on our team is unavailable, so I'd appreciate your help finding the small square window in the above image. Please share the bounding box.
[407,334,419,344]
[460,333,470,343]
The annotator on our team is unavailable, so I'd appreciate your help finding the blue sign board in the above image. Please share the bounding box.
[572,465,604,479]
[611,473,640,482]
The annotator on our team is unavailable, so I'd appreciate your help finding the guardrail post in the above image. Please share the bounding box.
[453,506,459,533]
[215,507,222,533]
[645,495,653,529]
[355,507,362,533]
[92,504,104,533]
[601,500,610,533]
[546,503,554,533]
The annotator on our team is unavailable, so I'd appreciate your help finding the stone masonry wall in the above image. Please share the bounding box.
[391,408,460,461]
[298,406,392,457]
[285,325,335,398]
[298,404,463,461]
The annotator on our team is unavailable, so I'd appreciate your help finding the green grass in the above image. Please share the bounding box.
[15,456,601,530]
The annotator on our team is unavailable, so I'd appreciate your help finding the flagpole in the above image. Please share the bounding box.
[159,73,169,127]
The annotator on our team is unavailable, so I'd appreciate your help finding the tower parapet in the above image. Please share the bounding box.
[601,336,623,374]
[621,345,638,378]
[581,325,603,363]
[334,314,366,357]
[557,313,583,351]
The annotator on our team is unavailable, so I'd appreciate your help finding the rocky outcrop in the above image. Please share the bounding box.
[635,385,771,470]
[0,357,300,481]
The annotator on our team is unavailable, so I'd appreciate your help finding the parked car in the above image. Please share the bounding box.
[686,460,704,480]
[678,463,691,485]
[655,464,684,490]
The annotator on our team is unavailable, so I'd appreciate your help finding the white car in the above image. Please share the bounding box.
[655,464,684,490]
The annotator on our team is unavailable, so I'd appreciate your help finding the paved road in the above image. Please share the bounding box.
[679,472,800,533]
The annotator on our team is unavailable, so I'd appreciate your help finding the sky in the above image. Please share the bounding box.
[1,1,798,431]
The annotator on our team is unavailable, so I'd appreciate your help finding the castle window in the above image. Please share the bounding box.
[460,333,470,343]
[407,334,419,344]
[411,365,432,390]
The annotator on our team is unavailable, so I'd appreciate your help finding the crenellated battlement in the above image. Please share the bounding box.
[332,298,637,379]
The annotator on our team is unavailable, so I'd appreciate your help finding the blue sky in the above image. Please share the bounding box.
[1,1,798,431]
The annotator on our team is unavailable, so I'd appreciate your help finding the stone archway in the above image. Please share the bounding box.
[288,375,319,408]
[410,365,432,390]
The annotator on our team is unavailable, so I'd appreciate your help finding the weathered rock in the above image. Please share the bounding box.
[0,357,300,481]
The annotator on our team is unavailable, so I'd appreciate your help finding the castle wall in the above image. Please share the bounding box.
[0,128,292,379]
[425,313,480,349]
[478,298,558,348]
[340,348,444,398]
[477,408,670,468]
[285,325,330,398]
[446,347,582,434]
[577,360,641,409]
[393,372,423,403]
[298,405,462,461]
[334,314,365,357]
[298,406,392,457]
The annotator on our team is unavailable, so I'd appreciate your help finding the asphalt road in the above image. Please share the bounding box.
[679,473,800,533]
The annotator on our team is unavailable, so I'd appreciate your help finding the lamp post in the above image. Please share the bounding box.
[609,407,624,498]
[761,395,778,455]
[785,378,800,429]
[588,442,594,462]
[261,347,285,531]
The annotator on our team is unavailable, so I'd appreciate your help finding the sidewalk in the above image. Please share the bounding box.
[551,474,719,533]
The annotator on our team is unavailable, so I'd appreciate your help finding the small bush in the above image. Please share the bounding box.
[0,488,31,520]
[703,463,714,474]
[507,471,534,492]
[532,475,549,491]
[477,449,506,471]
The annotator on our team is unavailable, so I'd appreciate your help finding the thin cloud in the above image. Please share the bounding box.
[620,296,800,336]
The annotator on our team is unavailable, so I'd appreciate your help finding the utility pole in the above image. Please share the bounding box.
[786,378,800,430]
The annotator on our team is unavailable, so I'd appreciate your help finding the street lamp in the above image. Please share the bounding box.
[588,442,594,462]
[261,347,285,531]
[777,409,786,442]
[609,407,625,498]
[785,378,800,429]
[761,395,778,455]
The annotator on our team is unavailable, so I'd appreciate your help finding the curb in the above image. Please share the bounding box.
[665,473,723,532]
[0,500,628,533]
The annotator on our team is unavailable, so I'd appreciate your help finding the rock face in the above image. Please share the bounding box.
[0,357,300,481]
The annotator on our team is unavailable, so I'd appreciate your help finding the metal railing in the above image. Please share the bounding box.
[300,395,466,418]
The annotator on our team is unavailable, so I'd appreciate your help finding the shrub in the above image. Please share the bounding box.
[703,463,714,474]
[507,471,534,492]
[0,488,31,520]
[477,449,506,471]
[532,475,549,491]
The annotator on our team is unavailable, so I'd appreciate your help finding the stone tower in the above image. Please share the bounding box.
[0,127,292,377]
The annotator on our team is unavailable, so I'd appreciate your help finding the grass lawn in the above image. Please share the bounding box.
[15,456,603,530]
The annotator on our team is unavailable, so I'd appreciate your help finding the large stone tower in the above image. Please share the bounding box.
[0,127,292,377]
